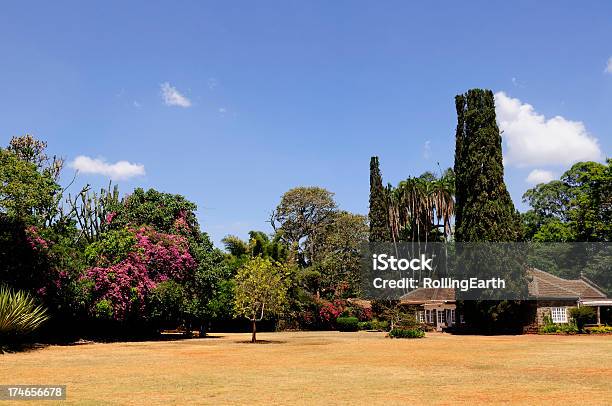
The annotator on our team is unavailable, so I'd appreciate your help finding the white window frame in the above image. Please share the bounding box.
[437,310,446,325]
[551,307,568,323]
[425,309,433,324]
[418,311,425,323]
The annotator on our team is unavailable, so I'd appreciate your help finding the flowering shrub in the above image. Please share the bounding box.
[353,305,373,321]
[25,226,49,251]
[318,299,345,323]
[105,211,117,225]
[83,226,196,321]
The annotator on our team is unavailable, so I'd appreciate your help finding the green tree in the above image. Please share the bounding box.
[222,231,288,262]
[271,187,337,265]
[453,89,524,333]
[233,257,289,342]
[369,156,390,242]
[0,148,60,223]
[113,188,200,238]
[307,211,368,298]
[522,159,611,242]
[454,89,522,242]
[387,168,455,242]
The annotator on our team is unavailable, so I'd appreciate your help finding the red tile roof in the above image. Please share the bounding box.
[399,288,455,304]
[527,268,607,299]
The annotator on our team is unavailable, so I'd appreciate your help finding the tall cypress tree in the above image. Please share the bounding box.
[453,89,525,333]
[369,156,390,242]
[454,89,521,242]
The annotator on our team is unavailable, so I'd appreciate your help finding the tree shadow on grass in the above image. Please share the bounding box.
[237,340,287,344]
[0,342,49,354]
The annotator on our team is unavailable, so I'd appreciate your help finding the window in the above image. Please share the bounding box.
[425,309,433,323]
[449,309,456,324]
[418,311,425,323]
[551,307,568,323]
[437,310,446,324]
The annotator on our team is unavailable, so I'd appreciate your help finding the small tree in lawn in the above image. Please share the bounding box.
[234,257,288,343]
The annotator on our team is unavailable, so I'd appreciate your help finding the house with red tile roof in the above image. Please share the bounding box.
[396,268,611,332]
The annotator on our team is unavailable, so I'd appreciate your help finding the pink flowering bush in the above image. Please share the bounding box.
[84,226,196,321]
[25,226,49,251]
[105,211,117,225]
[318,299,346,323]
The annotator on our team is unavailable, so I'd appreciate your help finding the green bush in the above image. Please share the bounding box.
[585,325,612,334]
[569,307,595,331]
[539,322,578,335]
[336,316,359,332]
[371,319,389,331]
[388,328,425,339]
[93,299,114,320]
[357,319,389,331]
[357,321,371,330]
[0,285,49,339]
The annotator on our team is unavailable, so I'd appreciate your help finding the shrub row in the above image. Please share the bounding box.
[539,323,579,335]
[388,328,425,339]
[585,325,612,334]
[357,319,389,331]
[335,317,359,332]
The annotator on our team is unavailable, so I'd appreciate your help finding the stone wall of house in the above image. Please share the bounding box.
[523,299,578,333]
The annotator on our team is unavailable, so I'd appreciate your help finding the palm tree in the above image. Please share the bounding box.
[386,169,455,243]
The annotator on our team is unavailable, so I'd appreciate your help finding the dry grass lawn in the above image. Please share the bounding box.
[1,331,611,405]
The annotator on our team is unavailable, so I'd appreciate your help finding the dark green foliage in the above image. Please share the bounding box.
[222,231,288,263]
[454,89,522,242]
[0,215,48,291]
[335,316,359,331]
[523,160,612,242]
[387,169,455,242]
[358,319,389,331]
[114,188,200,238]
[271,187,337,254]
[0,148,60,224]
[308,211,368,298]
[388,328,425,338]
[569,306,596,331]
[453,89,525,333]
[148,281,188,328]
[204,279,235,321]
[368,156,390,242]
[84,229,136,267]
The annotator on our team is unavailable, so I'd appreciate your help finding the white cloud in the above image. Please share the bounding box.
[133,101,141,108]
[605,57,612,74]
[526,169,555,185]
[160,82,191,107]
[218,107,227,114]
[70,156,145,180]
[495,92,603,167]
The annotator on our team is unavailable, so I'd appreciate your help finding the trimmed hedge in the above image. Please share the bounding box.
[388,328,425,339]
[336,316,359,332]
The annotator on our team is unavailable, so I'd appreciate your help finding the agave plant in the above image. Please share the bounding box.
[0,285,50,338]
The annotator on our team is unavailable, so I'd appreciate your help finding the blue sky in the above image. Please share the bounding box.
[1,1,611,246]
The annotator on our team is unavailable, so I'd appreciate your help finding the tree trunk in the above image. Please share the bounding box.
[251,319,257,343]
